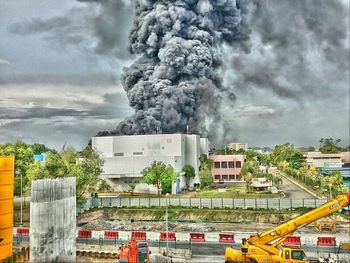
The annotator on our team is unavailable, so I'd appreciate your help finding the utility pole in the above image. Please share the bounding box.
[20,170,23,225]
[16,169,23,225]
[166,193,169,257]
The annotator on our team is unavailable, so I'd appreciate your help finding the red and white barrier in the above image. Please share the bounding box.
[13,228,346,245]
[283,236,301,247]
[190,233,205,242]
[219,233,235,243]
[16,227,30,236]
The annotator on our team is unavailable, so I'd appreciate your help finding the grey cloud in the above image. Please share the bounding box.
[8,1,135,60]
[0,107,88,120]
[0,118,120,150]
[0,59,10,65]
[0,73,119,86]
[0,92,132,121]
[76,92,133,119]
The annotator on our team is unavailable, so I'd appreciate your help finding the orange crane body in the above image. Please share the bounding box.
[225,193,350,263]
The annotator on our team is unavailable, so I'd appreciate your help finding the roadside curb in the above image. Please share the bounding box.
[276,171,320,199]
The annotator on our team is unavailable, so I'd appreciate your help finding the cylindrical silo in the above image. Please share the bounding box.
[0,156,14,260]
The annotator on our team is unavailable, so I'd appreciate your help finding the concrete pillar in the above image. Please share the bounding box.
[30,177,76,262]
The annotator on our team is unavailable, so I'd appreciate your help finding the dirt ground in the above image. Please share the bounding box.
[77,209,350,233]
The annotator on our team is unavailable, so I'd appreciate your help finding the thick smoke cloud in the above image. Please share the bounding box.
[102,0,250,136]
[215,0,350,145]
[227,0,349,101]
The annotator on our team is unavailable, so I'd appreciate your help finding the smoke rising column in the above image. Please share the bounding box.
[110,0,250,135]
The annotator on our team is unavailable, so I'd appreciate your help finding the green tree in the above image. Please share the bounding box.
[244,172,253,192]
[240,160,257,177]
[258,153,272,166]
[329,171,343,185]
[182,164,195,189]
[44,152,68,178]
[307,146,316,152]
[319,138,343,153]
[199,167,213,188]
[141,161,177,196]
[272,143,304,170]
[199,154,213,170]
[71,146,103,204]
[61,146,78,164]
[26,146,103,205]
[0,141,35,195]
[30,143,57,155]
[98,179,112,192]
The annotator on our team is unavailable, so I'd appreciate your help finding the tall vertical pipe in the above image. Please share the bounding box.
[0,156,14,260]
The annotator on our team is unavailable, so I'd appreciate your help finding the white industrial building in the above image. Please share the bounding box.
[92,134,209,194]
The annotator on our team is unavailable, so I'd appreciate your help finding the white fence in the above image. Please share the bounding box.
[81,197,328,211]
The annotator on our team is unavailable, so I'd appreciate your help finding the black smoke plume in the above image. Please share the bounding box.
[101,0,250,136]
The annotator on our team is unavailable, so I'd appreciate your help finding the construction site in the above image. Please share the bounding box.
[1,156,350,263]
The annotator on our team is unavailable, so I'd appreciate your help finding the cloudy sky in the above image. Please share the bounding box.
[0,0,349,150]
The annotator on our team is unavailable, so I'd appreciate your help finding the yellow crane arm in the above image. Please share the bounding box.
[248,193,350,249]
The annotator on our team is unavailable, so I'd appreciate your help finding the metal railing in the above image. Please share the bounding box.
[78,197,328,212]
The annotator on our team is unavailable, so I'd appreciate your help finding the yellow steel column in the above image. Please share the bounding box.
[0,156,15,260]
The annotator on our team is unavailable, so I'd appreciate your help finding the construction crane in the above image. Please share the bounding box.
[225,193,350,263]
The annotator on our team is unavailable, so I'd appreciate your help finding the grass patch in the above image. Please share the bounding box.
[196,185,280,198]
[80,207,309,223]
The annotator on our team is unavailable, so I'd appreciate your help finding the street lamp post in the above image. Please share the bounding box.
[165,193,169,257]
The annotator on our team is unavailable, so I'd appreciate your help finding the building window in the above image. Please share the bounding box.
[222,174,228,181]
[133,152,143,155]
[214,162,220,168]
[229,175,235,181]
[236,161,242,168]
[236,174,242,180]
[229,161,234,168]
[114,152,124,156]
[221,162,227,168]
[214,174,221,180]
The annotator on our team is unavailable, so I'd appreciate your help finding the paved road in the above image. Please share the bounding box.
[270,169,315,199]
[13,237,341,256]
[76,239,340,256]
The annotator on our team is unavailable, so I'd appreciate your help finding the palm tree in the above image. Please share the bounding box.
[245,172,253,193]
[273,177,283,187]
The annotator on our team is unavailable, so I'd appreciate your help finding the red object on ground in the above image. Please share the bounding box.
[78,230,92,238]
[190,233,205,242]
[131,231,147,241]
[219,233,235,243]
[283,236,301,247]
[104,230,119,239]
[119,239,150,263]
[160,232,176,241]
[16,228,29,236]
[317,237,336,246]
